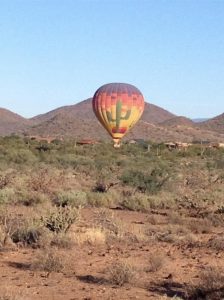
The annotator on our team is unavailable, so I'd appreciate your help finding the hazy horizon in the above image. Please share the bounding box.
[0,0,223,119]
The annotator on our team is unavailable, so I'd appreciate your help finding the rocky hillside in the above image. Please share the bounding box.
[0,99,223,142]
[198,113,224,133]
[0,108,31,135]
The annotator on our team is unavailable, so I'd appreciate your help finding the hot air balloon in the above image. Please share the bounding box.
[92,83,145,148]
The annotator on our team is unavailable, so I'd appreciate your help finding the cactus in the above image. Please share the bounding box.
[106,100,131,132]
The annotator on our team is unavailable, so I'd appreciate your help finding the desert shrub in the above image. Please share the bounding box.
[27,169,53,194]
[94,208,123,238]
[146,253,166,272]
[187,266,224,299]
[147,193,176,209]
[17,190,49,206]
[42,206,80,233]
[54,190,87,207]
[50,233,74,249]
[158,296,184,300]
[208,235,224,251]
[120,168,169,194]
[0,188,15,205]
[11,220,44,247]
[74,227,106,246]
[187,218,212,234]
[87,191,115,207]
[207,158,224,170]
[147,225,189,244]
[93,181,109,193]
[107,261,136,286]
[7,149,38,164]
[0,173,12,189]
[167,211,184,225]
[0,290,26,300]
[56,154,80,168]
[31,250,66,272]
[0,211,22,244]
[121,194,149,212]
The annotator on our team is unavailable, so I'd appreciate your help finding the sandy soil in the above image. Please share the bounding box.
[0,207,223,300]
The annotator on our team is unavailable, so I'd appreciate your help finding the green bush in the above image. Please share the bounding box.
[0,188,15,205]
[7,149,38,164]
[121,194,150,212]
[87,191,116,207]
[17,190,49,206]
[11,221,44,246]
[54,190,87,207]
[120,168,169,194]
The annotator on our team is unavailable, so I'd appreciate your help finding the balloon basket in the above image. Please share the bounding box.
[113,139,121,148]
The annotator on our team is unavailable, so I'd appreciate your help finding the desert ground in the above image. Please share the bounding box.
[0,137,224,300]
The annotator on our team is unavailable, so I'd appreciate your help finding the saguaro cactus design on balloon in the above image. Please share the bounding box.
[106,100,131,133]
[92,83,145,147]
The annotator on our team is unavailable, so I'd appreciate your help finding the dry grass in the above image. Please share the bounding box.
[157,296,184,300]
[208,235,224,251]
[31,249,66,272]
[187,266,224,299]
[167,211,184,225]
[107,260,136,286]
[187,218,212,234]
[0,288,27,300]
[94,208,124,238]
[50,233,74,249]
[146,253,166,272]
[74,227,106,245]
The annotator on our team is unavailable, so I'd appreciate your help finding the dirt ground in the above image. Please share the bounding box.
[0,207,223,300]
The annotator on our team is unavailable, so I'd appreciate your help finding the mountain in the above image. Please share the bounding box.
[0,108,31,135]
[198,113,224,133]
[31,98,94,125]
[31,99,175,125]
[26,112,224,143]
[0,99,224,143]
[159,116,194,127]
[26,99,178,140]
[141,103,175,124]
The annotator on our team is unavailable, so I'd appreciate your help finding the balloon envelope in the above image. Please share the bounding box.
[92,83,145,147]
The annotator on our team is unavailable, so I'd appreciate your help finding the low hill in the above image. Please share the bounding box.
[198,113,224,133]
[0,108,31,135]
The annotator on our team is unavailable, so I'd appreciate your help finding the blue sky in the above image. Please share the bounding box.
[0,0,223,118]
